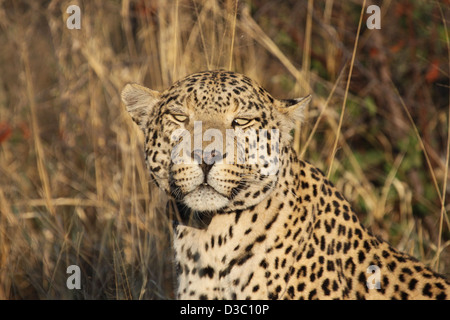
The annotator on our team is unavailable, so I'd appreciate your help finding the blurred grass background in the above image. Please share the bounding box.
[0,0,449,299]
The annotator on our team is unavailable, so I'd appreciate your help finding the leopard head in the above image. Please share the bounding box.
[121,70,310,221]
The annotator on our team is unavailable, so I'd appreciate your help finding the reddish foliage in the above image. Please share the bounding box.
[389,40,405,54]
[425,59,440,83]
[18,122,31,140]
[0,122,12,144]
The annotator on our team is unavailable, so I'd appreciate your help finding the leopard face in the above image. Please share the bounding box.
[121,70,310,215]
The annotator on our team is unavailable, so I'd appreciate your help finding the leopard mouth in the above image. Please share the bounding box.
[178,179,230,199]
[181,183,230,212]
[196,182,228,196]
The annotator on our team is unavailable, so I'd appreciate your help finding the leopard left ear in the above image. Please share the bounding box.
[277,95,312,123]
[121,83,161,130]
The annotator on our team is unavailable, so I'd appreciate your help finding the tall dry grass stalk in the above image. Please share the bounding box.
[0,0,448,299]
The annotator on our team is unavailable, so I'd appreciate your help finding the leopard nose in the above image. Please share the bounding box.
[191,149,222,176]
[200,162,213,177]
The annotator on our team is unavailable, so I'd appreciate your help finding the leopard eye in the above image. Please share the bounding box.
[171,114,188,123]
[232,118,252,127]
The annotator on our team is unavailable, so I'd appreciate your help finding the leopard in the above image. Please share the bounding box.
[121,70,450,300]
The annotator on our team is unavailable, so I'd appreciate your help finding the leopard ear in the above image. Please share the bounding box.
[121,83,160,129]
[277,95,312,124]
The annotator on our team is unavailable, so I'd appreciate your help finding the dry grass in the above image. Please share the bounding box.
[0,0,449,299]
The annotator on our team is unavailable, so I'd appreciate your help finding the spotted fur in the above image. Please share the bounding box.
[122,70,449,300]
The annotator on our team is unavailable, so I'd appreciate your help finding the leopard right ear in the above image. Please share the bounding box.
[121,83,160,129]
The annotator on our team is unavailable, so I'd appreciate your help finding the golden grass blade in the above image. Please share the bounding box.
[435,2,450,272]
[121,0,137,59]
[240,6,307,91]
[300,65,346,158]
[172,0,180,79]
[377,152,406,221]
[294,0,314,154]
[228,0,239,70]
[193,0,211,70]
[21,41,56,218]
[15,198,112,209]
[389,81,444,205]
[327,0,366,178]
[389,77,450,271]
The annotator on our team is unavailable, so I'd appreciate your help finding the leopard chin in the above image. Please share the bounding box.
[182,184,230,212]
